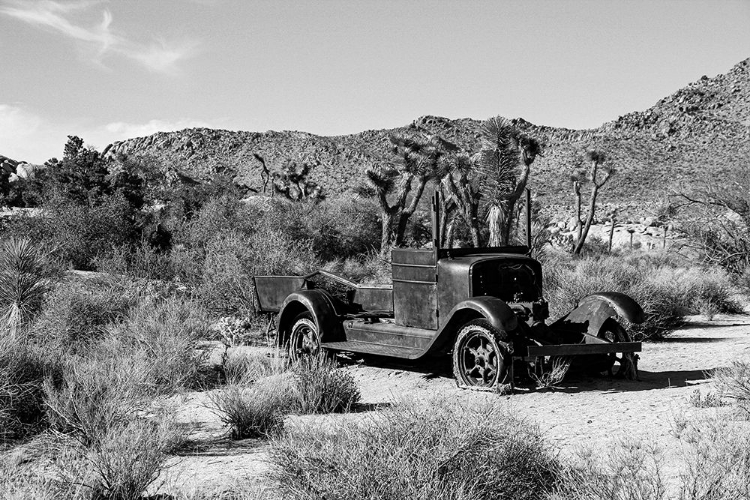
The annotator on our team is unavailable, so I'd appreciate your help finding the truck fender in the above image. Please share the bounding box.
[429,296,518,352]
[551,292,645,336]
[277,290,344,346]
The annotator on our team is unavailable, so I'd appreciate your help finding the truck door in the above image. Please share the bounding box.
[392,249,438,329]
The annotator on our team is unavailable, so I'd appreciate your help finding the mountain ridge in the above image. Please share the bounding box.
[61,57,750,218]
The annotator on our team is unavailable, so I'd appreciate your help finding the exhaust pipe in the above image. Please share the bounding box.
[526,188,532,252]
[432,189,441,259]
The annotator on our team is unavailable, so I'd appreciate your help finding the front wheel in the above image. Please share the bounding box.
[452,320,512,389]
[288,312,323,362]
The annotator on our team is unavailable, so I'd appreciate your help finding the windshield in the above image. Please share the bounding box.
[472,260,542,303]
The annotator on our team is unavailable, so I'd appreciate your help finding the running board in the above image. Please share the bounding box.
[321,340,424,360]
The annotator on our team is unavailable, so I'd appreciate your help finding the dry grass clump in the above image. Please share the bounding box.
[270,399,560,500]
[554,440,666,500]
[209,374,297,439]
[543,252,740,339]
[210,354,360,439]
[292,356,361,414]
[711,361,750,415]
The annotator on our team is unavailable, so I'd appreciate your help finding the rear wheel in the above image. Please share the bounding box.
[452,320,511,389]
[288,312,322,362]
[596,319,638,379]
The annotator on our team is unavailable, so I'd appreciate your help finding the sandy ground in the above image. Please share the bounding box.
[147,312,750,498]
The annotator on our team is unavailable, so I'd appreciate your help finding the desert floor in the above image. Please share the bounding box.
[150,312,750,498]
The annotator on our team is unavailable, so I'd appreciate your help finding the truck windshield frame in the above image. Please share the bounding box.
[471,259,543,303]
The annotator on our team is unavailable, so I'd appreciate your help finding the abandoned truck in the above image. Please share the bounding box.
[254,192,644,389]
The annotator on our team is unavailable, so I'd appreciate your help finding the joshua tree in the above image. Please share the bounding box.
[441,153,482,247]
[367,133,454,254]
[272,159,323,201]
[475,117,542,246]
[572,150,615,255]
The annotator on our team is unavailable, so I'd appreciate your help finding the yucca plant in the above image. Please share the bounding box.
[0,237,57,337]
[475,116,542,247]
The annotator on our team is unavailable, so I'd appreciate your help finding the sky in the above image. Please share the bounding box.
[1,0,748,164]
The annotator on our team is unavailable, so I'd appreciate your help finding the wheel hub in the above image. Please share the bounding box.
[464,337,498,385]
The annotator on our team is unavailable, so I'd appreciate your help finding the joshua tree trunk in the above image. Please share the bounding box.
[380,211,397,254]
[488,201,514,246]
[573,181,583,244]
[572,151,614,255]
[395,175,428,247]
[573,188,599,255]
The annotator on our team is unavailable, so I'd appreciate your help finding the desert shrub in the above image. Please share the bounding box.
[196,227,318,316]
[0,237,59,333]
[107,297,212,392]
[712,361,750,415]
[296,195,381,259]
[554,440,666,500]
[177,195,257,252]
[270,399,561,500]
[0,336,61,439]
[29,277,139,353]
[4,194,138,270]
[292,356,360,414]
[54,417,180,500]
[676,413,750,500]
[94,240,177,282]
[323,251,392,284]
[543,252,740,339]
[43,353,152,446]
[209,374,297,439]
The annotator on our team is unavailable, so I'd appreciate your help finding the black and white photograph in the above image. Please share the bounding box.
[1,0,749,498]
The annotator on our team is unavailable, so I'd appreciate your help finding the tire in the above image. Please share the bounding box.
[594,319,638,379]
[452,320,512,389]
[288,312,323,362]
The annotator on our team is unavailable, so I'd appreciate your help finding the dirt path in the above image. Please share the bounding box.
[156,314,750,497]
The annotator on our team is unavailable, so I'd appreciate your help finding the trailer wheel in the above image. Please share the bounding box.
[596,319,638,379]
[288,312,323,362]
[452,320,511,389]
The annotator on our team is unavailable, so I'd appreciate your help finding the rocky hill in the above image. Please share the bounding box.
[105,58,750,219]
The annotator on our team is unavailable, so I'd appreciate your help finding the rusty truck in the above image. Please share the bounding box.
[254,191,643,389]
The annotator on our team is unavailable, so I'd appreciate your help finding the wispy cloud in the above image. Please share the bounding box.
[0,0,197,74]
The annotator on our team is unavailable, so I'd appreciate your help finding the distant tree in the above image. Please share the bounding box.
[475,117,542,246]
[272,159,323,201]
[46,136,111,205]
[673,163,750,274]
[571,150,615,255]
[366,133,453,254]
